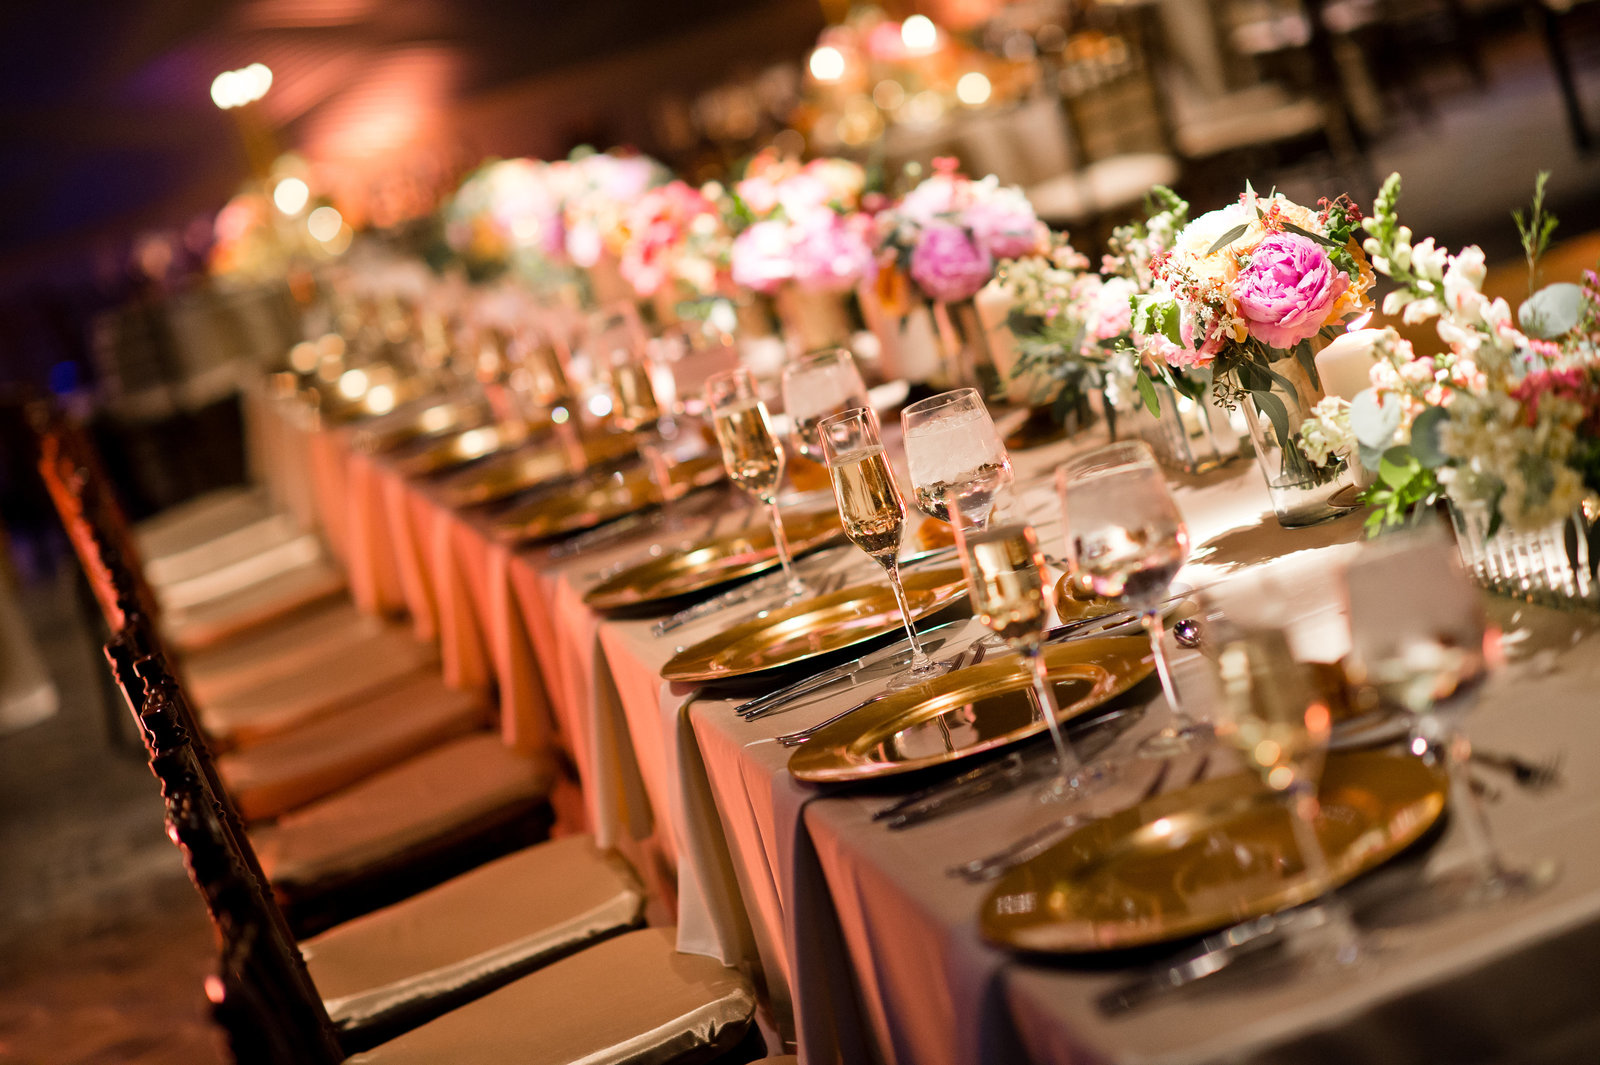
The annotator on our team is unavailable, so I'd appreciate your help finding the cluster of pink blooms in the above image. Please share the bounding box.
[727,153,878,294]
[617,181,719,298]
[886,159,1046,303]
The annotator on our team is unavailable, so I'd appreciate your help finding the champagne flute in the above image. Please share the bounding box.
[1211,623,1362,966]
[951,486,1114,802]
[817,406,940,682]
[1057,441,1205,756]
[1344,526,1556,903]
[902,388,1013,529]
[781,347,870,463]
[705,367,806,599]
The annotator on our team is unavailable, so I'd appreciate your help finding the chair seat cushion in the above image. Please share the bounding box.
[304,836,645,1038]
[350,928,755,1065]
[196,627,437,748]
[164,556,349,653]
[181,600,389,705]
[218,674,491,821]
[143,512,306,590]
[251,734,553,893]
[134,485,276,562]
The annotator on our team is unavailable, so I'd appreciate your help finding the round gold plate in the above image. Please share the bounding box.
[394,420,534,478]
[787,637,1154,784]
[492,453,726,545]
[583,509,845,610]
[981,749,1446,953]
[440,431,640,508]
[659,565,969,682]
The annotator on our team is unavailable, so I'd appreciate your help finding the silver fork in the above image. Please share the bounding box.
[1470,748,1563,792]
[775,638,988,747]
[949,752,1208,882]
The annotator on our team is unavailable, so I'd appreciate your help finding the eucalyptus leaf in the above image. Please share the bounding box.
[1205,223,1250,258]
[1136,371,1161,416]
[1350,388,1402,450]
[1294,339,1323,391]
[1251,388,1293,451]
[1409,405,1449,468]
[1517,282,1584,339]
[1379,446,1421,490]
[1358,441,1388,472]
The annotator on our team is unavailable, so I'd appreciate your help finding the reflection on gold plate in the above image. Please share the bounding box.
[788,637,1153,784]
[981,749,1446,953]
[354,399,491,454]
[493,453,726,545]
[1052,572,1121,623]
[394,420,535,478]
[584,509,845,610]
[660,566,969,683]
[440,431,640,508]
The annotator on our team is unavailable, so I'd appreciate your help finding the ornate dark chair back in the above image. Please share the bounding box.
[28,401,342,1063]
[28,400,160,633]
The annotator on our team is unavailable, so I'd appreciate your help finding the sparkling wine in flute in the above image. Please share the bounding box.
[609,361,662,431]
[827,444,906,560]
[961,522,1049,647]
[713,401,785,503]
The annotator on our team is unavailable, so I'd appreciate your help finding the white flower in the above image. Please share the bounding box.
[1409,237,1448,280]
[1299,396,1356,467]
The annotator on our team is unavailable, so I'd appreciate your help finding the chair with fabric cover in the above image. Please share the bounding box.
[116,633,754,1063]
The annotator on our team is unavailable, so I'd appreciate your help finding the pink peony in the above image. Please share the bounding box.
[909,223,993,302]
[730,220,794,294]
[964,188,1042,261]
[1162,311,1225,370]
[789,211,877,291]
[1234,233,1349,349]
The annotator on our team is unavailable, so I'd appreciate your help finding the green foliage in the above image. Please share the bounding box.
[1361,446,1443,537]
[1513,170,1558,294]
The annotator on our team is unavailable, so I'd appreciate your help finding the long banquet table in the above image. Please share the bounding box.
[287,395,1600,1065]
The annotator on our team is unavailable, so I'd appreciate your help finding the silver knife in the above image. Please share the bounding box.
[736,618,970,717]
[1096,909,1313,1016]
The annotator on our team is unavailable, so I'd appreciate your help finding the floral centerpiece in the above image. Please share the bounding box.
[561,149,670,305]
[1132,183,1375,525]
[1302,173,1600,601]
[875,159,1046,388]
[726,152,878,352]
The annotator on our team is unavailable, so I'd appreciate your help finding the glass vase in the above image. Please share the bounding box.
[932,298,995,392]
[775,284,858,357]
[1449,500,1599,607]
[1224,350,1361,527]
[1127,376,1241,475]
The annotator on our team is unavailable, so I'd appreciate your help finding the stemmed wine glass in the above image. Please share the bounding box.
[781,347,869,466]
[1057,441,1206,756]
[1210,622,1363,966]
[704,367,806,600]
[1344,526,1557,903]
[951,485,1113,803]
[817,406,941,683]
[902,388,1014,531]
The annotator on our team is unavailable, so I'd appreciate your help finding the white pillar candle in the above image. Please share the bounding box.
[1315,328,1385,400]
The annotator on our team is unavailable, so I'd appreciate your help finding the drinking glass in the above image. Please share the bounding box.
[1345,527,1556,903]
[902,388,1013,529]
[705,367,806,599]
[818,406,939,681]
[1057,441,1204,755]
[781,347,869,464]
[951,486,1113,802]
[1211,624,1362,965]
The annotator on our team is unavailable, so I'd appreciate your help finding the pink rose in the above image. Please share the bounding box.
[1234,233,1350,349]
[909,223,993,302]
[1165,311,1225,370]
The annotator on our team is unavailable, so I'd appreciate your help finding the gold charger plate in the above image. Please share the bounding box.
[493,453,726,545]
[789,637,1155,784]
[660,566,969,683]
[355,399,493,455]
[583,509,845,610]
[981,749,1446,953]
[440,431,640,508]
[394,420,535,478]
